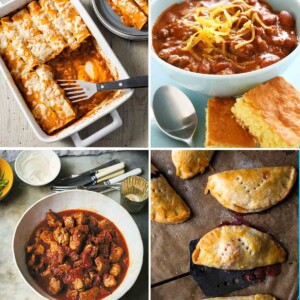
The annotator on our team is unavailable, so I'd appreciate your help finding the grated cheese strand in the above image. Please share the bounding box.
[182,0,271,56]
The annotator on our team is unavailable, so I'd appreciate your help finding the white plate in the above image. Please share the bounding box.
[13,190,143,300]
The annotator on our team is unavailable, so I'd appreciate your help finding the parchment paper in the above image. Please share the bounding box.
[151,150,298,300]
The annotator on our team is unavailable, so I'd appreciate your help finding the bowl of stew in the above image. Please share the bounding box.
[13,190,143,300]
[151,0,300,96]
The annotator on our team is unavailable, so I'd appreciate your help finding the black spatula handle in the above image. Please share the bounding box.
[96,76,148,91]
[151,272,191,288]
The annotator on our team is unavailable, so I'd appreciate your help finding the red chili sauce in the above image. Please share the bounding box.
[26,209,129,300]
[152,0,298,74]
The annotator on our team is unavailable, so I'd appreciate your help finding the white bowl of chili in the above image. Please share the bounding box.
[12,190,144,300]
[151,0,300,97]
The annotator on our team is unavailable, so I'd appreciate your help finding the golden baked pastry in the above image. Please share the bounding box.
[151,164,190,224]
[172,150,214,179]
[232,77,300,148]
[205,98,257,148]
[205,166,297,213]
[205,295,276,300]
[192,225,286,270]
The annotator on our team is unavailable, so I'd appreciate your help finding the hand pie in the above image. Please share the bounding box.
[172,150,214,179]
[151,164,190,224]
[205,167,297,213]
[192,225,286,270]
[205,296,276,300]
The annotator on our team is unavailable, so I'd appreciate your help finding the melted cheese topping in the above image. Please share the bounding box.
[182,0,270,56]
[12,9,54,62]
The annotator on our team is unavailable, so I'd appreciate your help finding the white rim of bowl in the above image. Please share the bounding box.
[12,190,144,300]
[15,150,61,187]
[150,0,300,79]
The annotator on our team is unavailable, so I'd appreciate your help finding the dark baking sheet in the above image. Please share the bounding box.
[151,150,299,300]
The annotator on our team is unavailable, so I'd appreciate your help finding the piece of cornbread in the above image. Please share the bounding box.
[232,77,300,148]
[205,97,257,148]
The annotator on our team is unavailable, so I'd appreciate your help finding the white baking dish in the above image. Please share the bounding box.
[0,0,134,147]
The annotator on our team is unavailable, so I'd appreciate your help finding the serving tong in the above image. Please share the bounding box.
[58,76,148,103]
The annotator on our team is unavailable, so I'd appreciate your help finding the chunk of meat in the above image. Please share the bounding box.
[69,228,86,252]
[73,212,88,225]
[66,289,79,300]
[109,245,124,262]
[76,224,89,235]
[63,215,75,228]
[26,245,35,254]
[35,244,45,255]
[98,219,113,230]
[79,286,100,300]
[28,254,36,267]
[48,277,63,295]
[41,266,52,277]
[69,251,80,262]
[47,243,66,265]
[84,277,92,289]
[110,263,121,277]
[40,230,53,244]
[88,216,100,233]
[103,274,117,288]
[74,278,85,291]
[94,257,110,274]
[83,244,98,258]
[52,263,72,277]
[50,242,60,253]
[93,230,112,245]
[53,227,70,245]
[27,244,45,255]
[46,210,63,227]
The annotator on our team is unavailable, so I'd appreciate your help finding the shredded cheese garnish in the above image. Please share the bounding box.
[182,0,271,58]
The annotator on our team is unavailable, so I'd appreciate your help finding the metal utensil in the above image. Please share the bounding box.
[54,159,120,186]
[52,168,142,192]
[152,85,198,147]
[58,76,148,102]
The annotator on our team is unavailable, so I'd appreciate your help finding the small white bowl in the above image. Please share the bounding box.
[15,150,61,186]
[12,190,144,300]
[151,0,300,96]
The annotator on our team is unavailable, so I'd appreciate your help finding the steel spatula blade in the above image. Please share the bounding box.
[189,239,254,297]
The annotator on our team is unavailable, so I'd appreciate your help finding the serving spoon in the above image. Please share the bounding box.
[152,85,198,147]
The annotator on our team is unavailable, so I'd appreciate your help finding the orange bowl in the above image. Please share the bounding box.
[0,158,14,201]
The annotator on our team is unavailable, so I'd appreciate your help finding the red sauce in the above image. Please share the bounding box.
[217,221,284,283]
[26,209,129,300]
[48,37,117,118]
[152,0,298,74]
[243,264,282,283]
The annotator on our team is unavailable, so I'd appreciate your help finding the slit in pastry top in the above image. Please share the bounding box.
[192,225,286,270]
[205,166,297,213]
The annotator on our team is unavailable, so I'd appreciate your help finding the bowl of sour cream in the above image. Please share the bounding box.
[15,150,61,186]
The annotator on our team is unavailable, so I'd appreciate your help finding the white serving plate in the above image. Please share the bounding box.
[13,190,144,300]
[0,0,134,147]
